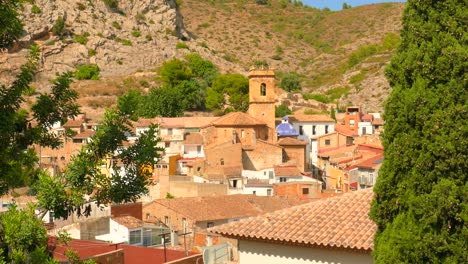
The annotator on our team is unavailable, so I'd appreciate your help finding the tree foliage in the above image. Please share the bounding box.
[206,74,249,112]
[0,205,57,263]
[275,104,292,118]
[36,110,164,219]
[370,0,468,262]
[0,46,80,195]
[280,72,302,92]
[0,0,23,49]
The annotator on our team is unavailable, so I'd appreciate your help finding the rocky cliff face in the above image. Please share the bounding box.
[1,0,190,87]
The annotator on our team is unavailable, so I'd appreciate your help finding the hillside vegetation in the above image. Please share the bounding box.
[0,0,405,118]
[180,0,404,112]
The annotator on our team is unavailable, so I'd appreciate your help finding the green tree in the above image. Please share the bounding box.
[174,79,205,110]
[139,87,184,117]
[330,106,336,120]
[74,64,100,80]
[280,72,302,92]
[370,1,468,263]
[206,74,249,112]
[36,109,163,218]
[275,104,292,118]
[117,89,143,120]
[0,205,57,263]
[0,0,23,48]
[0,46,80,195]
[342,2,351,9]
[158,58,192,87]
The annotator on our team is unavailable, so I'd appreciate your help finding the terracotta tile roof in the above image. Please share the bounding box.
[274,165,302,176]
[73,130,96,139]
[355,154,384,169]
[132,117,218,129]
[245,179,273,187]
[63,119,84,127]
[289,114,334,123]
[112,216,143,229]
[209,188,376,251]
[372,118,384,125]
[362,114,374,122]
[277,137,308,146]
[210,112,266,126]
[183,132,203,145]
[334,123,356,136]
[318,145,357,157]
[143,194,306,222]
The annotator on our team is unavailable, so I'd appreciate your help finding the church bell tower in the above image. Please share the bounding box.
[247,66,276,134]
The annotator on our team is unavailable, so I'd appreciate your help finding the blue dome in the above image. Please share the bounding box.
[276,122,298,137]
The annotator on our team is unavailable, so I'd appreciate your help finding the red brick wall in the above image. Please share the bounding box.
[111,203,142,220]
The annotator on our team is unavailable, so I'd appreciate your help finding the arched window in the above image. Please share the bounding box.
[260,83,266,96]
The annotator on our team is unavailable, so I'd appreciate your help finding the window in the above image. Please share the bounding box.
[268,171,274,179]
[165,216,170,226]
[369,173,374,185]
[165,142,170,148]
[197,145,202,155]
[241,129,245,138]
[299,125,304,135]
[325,125,329,134]
[162,164,168,169]
[260,83,266,96]
[167,128,173,136]
[279,177,287,182]
[350,119,355,128]
[312,125,316,135]
[129,229,142,245]
[220,158,224,165]
[232,179,238,188]
[207,222,214,228]
[362,127,367,135]
[325,139,331,146]
[302,188,309,194]
[267,189,272,196]
[252,191,256,195]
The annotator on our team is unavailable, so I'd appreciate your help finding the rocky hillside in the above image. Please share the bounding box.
[0,0,405,118]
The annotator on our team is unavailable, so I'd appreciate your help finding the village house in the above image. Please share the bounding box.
[208,188,376,264]
[143,194,307,248]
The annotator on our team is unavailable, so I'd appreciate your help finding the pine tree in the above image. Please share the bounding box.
[370,1,467,263]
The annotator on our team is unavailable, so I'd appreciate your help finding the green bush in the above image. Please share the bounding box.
[103,0,118,9]
[176,42,189,49]
[120,39,132,46]
[31,5,41,14]
[74,33,89,45]
[303,93,329,104]
[112,21,121,30]
[76,2,86,10]
[88,49,97,56]
[52,17,65,36]
[74,64,100,80]
[145,34,152,41]
[325,86,351,101]
[280,72,302,92]
[131,30,141,37]
[275,104,292,117]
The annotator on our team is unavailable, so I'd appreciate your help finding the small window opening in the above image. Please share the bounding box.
[260,83,266,96]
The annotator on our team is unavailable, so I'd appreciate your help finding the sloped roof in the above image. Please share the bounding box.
[73,130,96,139]
[112,216,143,229]
[289,114,334,123]
[277,137,308,146]
[274,165,303,176]
[209,188,376,252]
[334,123,356,136]
[184,132,203,145]
[355,153,384,169]
[210,112,266,126]
[63,119,84,127]
[143,195,306,222]
[372,118,385,125]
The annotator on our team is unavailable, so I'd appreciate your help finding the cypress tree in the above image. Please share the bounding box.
[370,0,467,263]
